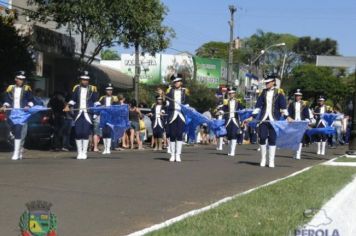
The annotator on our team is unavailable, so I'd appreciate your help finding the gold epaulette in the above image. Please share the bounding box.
[24,85,32,91]
[223,99,228,106]
[184,88,190,96]
[72,85,79,92]
[6,85,14,93]
[166,87,171,94]
[278,88,285,95]
[99,95,105,102]
[112,96,119,103]
[90,85,97,92]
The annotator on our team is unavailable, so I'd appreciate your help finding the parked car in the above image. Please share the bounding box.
[0,112,13,151]
[25,110,54,149]
[0,110,54,151]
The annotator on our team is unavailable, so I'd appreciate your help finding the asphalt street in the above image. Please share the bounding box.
[0,144,347,236]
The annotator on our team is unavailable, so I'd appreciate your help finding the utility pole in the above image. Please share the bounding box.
[227,5,237,87]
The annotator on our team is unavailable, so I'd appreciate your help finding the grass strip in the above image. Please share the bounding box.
[148,166,356,236]
[334,156,356,162]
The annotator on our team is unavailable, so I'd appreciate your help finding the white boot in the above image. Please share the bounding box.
[106,138,111,154]
[295,143,302,160]
[260,144,267,167]
[229,139,237,156]
[321,141,326,155]
[317,142,321,155]
[227,140,231,156]
[19,141,24,160]
[269,146,276,168]
[217,137,223,150]
[176,141,182,162]
[102,139,108,154]
[75,139,83,160]
[169,141,175,162]
[82,139,89,159]
[11,139,21,160]
[167,139,171,154]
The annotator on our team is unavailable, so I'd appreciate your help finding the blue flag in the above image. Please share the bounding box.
[270,121,309,151]
[181,105,226,141]
[237,109,254,122]
[9,106,49,125]
[305,127,336,138]
[92,105,130,141]
[321,113,339,126]
[305,113,337,137]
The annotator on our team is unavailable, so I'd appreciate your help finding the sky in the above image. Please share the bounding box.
[118,0,356,56]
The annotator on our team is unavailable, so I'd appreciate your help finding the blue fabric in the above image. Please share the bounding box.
[181,105,226,141]
[237,109,254,122]
[305,127,336,138]
[321,113,338,126]
[92,105,130,141]
[9,105,49,125]
[269,121,309,151]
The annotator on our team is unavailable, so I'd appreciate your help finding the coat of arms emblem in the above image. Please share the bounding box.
[19,200,57,236]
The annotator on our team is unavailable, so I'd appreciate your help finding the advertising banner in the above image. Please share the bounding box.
[120,54,161,85]
[194,56,222,88]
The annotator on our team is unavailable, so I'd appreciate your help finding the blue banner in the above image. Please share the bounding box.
[181,105,226,141]
[9,106,49,125]
[92,105,130,141]
[270,121,309,151]
[237,109,254,122]
[305,127,336,138]
[321,113,339,126]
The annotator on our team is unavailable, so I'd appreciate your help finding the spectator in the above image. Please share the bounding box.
[129,99,142,149]
[33,88,49,106]
[48,92,66,151]
[332,105,345,145]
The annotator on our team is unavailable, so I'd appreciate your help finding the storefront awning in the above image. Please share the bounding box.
[90,64,133,89]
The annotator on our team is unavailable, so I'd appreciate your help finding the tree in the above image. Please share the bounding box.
[288,64,351,107]
[0,14,34,86]
[26,0,127,65]
[101,49,120,60]
[195,30,300,79]
[119,0,175,103]
[293,37,338,63]
[185,79,217,113]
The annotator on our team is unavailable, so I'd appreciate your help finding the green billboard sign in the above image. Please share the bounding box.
[194,56,223,88]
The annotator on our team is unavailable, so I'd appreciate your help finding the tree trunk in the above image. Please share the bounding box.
[134,42,140,104]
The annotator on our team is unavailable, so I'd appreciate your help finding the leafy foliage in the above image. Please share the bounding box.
[293,37,338,63]
[26,0,127,65]
[119,0,175,55]
[101,49,121,60]
[288,64,351,107]
[0,15,34,86]
[185,79,217,113]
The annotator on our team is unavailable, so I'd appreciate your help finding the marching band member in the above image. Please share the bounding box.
[287,89,310,159]
[1,71,34,160]
[150,95,166,151]
[252,75,288,168]
[166,74,189,162]
[64,71,98,160]
[215,101,225,151]
[313,96,327,155]
[223,89,244,156]
[96,83,118,155]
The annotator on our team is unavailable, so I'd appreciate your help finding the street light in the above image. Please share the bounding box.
[248,42,286,107]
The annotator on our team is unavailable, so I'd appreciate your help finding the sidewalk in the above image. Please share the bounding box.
[303,172,356,236]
